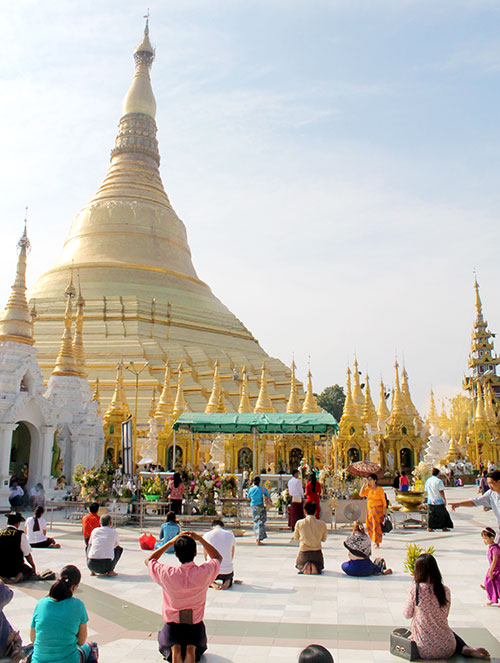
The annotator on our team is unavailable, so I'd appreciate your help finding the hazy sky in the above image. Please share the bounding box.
[1,0,499,414]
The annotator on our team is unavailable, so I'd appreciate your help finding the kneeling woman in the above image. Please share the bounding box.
[293,502,327,575]
[25,507,60,549]
[30,564,97,663]
[341,521,392,576]
[404,554,489,660]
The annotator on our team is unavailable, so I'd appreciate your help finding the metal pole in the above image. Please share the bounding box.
[172,429,177,471]
[252,428,256,473]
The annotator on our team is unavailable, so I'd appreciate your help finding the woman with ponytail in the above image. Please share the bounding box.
[30,565,97,662]
[403,554,489,659]
[25,507,60,549]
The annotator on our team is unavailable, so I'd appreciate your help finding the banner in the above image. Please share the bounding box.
[121,417,134,476]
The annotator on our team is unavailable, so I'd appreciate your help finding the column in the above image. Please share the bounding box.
[39,426,57,487]
[0,423,17,506]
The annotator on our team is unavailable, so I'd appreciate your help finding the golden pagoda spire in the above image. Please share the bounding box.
[286,360,302,413]
[438,400,450,431]
[390,360,405,418]
[427,388,439,426]
[52,270,78,376]
[362,375,377,428]
[401,367,418,416]
[444,436,460,463]
[106,363,129,416]
[122,14,156,118]
[343,367,357,417]
[254,363,274,413]
[0,216,35,346]
[238,366,252,413]
[377,379,390,419]
[475,384,487,421]
[484,382,496,422]
[205,360,223,414]
[173,363,187,416]
[72,273,87,377]
[302,369,319,413]
[155,362,174,420]
[91,377,102,415]
[351,358,365,415]
[474,277,483,318]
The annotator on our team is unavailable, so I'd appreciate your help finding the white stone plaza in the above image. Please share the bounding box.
[4,485,500,663]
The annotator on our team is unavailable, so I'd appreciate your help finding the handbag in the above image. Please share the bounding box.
[382,515,393,534]
[390,584,420,660]
[390,628,419,660]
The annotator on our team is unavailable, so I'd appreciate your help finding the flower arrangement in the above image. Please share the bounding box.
[141,475,168,499]
[221,474,238,495]
[404,543,436,574]
[274,488,291,512]
[73,462,115,501]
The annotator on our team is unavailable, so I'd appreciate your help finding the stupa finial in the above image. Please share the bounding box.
[52,271,79,377]
[122,15,156,117]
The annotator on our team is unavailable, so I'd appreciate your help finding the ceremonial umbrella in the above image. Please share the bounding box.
[347,461,384,479]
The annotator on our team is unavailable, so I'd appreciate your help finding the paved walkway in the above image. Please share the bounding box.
[4,485,500,662]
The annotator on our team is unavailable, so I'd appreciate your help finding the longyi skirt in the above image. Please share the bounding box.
[158,621,207,662]
[295,549,324,573]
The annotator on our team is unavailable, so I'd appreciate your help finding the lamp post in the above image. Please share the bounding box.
[125,360,150,463]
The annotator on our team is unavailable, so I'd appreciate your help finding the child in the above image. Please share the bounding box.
[155,511,180,553]
[481,526,500,605]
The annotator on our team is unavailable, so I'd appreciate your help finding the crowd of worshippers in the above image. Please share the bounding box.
[0,470,500,662]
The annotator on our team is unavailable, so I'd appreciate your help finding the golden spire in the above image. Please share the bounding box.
[91,377,102,415]
[427,388,439,425]
[205,360,223,414]
[401,367,418,416]
[342,366,357,417]
[377,379,390,419]
[302,369,319,413]
[254,363,274,413]
[286,360,302,413]
[484,382,496,422]
[52,270,78,376]
[173,363,187,416]
[438,400,450,431]
[351,358,365,414]
[390,360,405,417]
[72,273,87,377]
[106,363,129,417]
[444,436,460,463]
[362,375,377,428]
[474,277,483,318]
[475,384,487,421]
[122,16,156,118]
[0,217,35,346]
[238,366,252,413]
[155,362,174,420]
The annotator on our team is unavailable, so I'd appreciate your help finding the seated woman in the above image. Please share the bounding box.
[155,511,180,553]
[30,564,98,663]
[294,501,327,575]
[341,521,392,576]
[0,582,22,660]
[403,553,489,660]
[25,507,60,549]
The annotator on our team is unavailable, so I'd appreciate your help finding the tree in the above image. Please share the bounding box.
[316,384,346,421]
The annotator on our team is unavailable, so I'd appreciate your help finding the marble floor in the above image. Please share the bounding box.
[4,485,500,663]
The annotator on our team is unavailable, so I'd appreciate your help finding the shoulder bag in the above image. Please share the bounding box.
[390,585,420,660]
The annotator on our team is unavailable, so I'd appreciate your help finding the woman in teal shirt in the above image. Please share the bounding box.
[247,476,270,544]
[30,565,96,663]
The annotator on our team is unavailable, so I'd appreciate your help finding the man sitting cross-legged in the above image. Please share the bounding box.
[145,532,222,663]
[293,501,327,575]
[0,512,37,584]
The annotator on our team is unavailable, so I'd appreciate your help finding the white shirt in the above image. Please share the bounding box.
[473,489,500,529]
[425,476,445,505]
[25,517,47,544]
[87,526,120,560]
[9,486,23,498]
[288,476,304,500]
[203,526,235,574]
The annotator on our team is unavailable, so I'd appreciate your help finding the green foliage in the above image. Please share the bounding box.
[404,543,436,575]
[316,384,346,421]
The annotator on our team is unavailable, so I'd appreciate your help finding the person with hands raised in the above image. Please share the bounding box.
[145,531,222,663]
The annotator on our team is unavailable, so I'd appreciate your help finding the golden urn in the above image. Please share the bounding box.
[395,490,426,512]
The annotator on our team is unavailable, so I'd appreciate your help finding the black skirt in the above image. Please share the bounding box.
[158,621,207,662]
[427,504,454,530]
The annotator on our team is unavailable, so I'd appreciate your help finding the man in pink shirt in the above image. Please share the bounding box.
[145,531,222,663]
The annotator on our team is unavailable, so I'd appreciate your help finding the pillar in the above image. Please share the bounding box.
[0,423,17,506]
[40,426,57,487]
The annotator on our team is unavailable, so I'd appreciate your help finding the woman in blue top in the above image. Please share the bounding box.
[155,511,180,553]
[247,476,270,545]
[30,565,96,663]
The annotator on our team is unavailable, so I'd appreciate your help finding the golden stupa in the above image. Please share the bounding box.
[29,20,299,423]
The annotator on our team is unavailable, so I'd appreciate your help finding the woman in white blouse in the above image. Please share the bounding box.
[25,506,60,548]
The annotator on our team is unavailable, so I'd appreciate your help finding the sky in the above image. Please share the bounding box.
[1,0,500,414]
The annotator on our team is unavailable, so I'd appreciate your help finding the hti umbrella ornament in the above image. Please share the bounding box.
[347,460,384,479]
